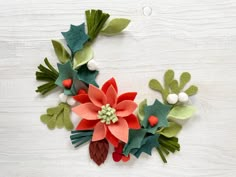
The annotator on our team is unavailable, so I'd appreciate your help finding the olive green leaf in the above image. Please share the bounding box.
[168,105,196,120]
[137,99,147,121]
[185,85,198,96]
[164,70,174,89]
[160,122,182,138]
[149,79,163,92]
[73,45,93,69]
[169,80,179,94]
[40,103,74,130]
[179,72,191,90]
[101,18,130,35]
[51,40,70,63]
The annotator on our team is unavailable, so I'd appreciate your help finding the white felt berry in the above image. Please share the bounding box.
[59,93,68,103]
[67,96,76,106]
[87,59,98,71]
[178,92,189,103]
[167,93,178,104]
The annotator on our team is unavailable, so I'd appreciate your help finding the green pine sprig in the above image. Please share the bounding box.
[36,58,59,95]
[85,9,110,41]
[70,130,93,148]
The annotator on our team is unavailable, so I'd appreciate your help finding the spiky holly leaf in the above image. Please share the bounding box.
[77,64,99,87]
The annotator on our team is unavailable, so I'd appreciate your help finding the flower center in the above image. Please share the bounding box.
[98,104,118,124]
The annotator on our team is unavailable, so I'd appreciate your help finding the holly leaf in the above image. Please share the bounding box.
[77,64,99,87]
[141,99,171,134]
[61,23,89,54]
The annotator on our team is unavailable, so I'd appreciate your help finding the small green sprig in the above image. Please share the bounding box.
[149,69,198,104]
[70,130,93,148]
[156,135,180,163]
[85,9,110,41]
[35,58,59,95]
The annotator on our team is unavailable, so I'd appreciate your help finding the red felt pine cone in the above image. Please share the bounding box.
[89,139,109,166]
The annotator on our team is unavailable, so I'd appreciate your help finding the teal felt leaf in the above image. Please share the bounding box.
[168,105,196,120]
[137,99,147,121]
[123,129,147,156]
[77,64,99,87]
[160,121,182,138]
[73,44,93,69]
[141,99,171,134]
[132,134,160,158]
[61,23,89,54]
[51,40,71,64]
[101,18,130,35]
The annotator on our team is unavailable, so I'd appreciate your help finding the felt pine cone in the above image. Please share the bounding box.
[89,139,109,166]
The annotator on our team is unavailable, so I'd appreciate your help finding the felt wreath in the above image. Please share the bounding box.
[35,9,199,166]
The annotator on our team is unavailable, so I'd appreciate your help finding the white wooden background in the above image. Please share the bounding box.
[0,0,236,176]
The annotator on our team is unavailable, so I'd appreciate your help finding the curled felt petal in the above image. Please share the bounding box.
[88,84,107,107]
[106,129,119,147]
[108,118,128,143]
[112,152,122,162]
[73,94,90,103]
[92,122,107,141]
[106,85,117,107]
[72,103,100,120]
[116,100,137,117]
[76,119,99,130]
[124,114,140,129]
[117,92,137,103]
[101,78,118,93]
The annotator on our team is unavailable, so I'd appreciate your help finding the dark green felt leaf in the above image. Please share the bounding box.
[141,99,171,134]
[123,129,147,156]
[77,64,99,87]
[70,130,93,148]
[61,23,89,54]
[51,40,71,64]
[132,134,160,158]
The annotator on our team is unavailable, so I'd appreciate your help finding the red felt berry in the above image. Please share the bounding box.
[114,143,123,154]
[148,115,159,127]
[62,79,72,89]
[121,154,130,162]
[112,152,122,162]
[77,89,87,95]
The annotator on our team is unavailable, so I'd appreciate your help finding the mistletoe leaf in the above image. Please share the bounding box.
[179,72,191,90]
[51,40,70,64]
[160,121,182,138]
[61,23,89,54]
[185,85,198,96]
[169,80,179,94]
[164,69,174,88]
[73,45,93,69]
[168,105,196,120]
[101,18,130,35]
[149,79,163,92]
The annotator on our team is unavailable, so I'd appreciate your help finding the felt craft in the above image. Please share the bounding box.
[35,9,199,166]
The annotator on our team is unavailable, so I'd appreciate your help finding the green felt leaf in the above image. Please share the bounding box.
[179,72,191,90]
[185,85,198,96]
[40,103,73,130]
[141,99,171,134]
[137,99,147,122]
[77,64,99,87]
[51,40,70,64]
[132,134,160,158]
[123,129,147,156]
[61,23,89,54]
[168,105,196,120]
[73,45,93,69]
[101,18,130,35]
[169,80,179,94]
[164,69,174,89]
[149,79,163,92]
[160,122,182,138]
[70,130,93,148]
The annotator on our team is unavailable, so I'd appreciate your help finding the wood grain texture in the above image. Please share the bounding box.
[0,0,236,176]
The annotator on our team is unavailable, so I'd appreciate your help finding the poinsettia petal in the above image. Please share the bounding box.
[108,117,128,143]
[116,100,137,117]
[124,114,141,129]
[106,85,117,107]
[112,152,122,162]
[72,103,100,120]
[117,92,137,103]
[101,77,118,93]
[76,119,99,130]
[73,94,90,103]
[88,84,107,107]
[92,122,107,141]
[106,129,119,147]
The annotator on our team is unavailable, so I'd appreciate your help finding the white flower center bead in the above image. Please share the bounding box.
[98,104,118,124]
[167,93,178,104]
[178,92,189,103]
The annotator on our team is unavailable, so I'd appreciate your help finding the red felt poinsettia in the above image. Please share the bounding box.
[72,78,140,147]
